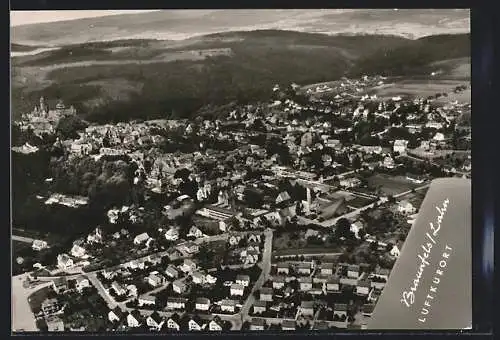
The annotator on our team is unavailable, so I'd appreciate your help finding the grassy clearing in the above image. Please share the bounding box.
[369,79,469,99]
[367,173,420,196]
[28,286,53,314]
[273,247,343,257]
[346,196,376,209]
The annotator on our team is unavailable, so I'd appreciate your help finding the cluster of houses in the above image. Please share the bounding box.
[248,261,390,328]
[108,309,227,332]
[37,275,92,331]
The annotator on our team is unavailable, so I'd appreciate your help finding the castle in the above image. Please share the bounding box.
[31,96,76,119]
[17,96,77,136]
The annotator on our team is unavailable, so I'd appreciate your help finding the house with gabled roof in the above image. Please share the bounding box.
[300,301,315,317]
[57,254,73,270]
[347,264,360,278]
[75,276,90,292]
[167,297,187,310]
[195,297,211,311]
[326,276,340,292]
[138,295,156,307]
[133,232,150,245]
[230,283,245,297]
[253,300,267,314]
[108,307,126,323]
[127,310,143,328]
[272,275,286,289]
[209,316,223,331]
[111,281,127,296]
[165,264,179,279]
[166,314,181,331]
[297,262,312,275]
[299,277,313,291]
[147,272,166,287]
[334,303,348,317]
[180,258,197,273]
[250,318,266,330]
[172,279,187,294]
[362,303,375,317]
[356,279,372,296]
[188,316,205,331]
[260,287,273,302]
[276,262,290,275]
[281,319,296,330]
[146,311,164,331]
[221,299,236,313]
[192,271,206,285]
[235,274,250,287]
[320,262,335,275]
[51,277,68,294]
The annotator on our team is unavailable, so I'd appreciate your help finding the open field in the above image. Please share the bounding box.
[367,173,421,196]
[11,30,469,123]
[434,88,471,104]
[13,240,32,254]
[345,196,377,209]
[368,78,470,100]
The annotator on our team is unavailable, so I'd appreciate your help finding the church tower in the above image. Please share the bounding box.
[39,96,48,116]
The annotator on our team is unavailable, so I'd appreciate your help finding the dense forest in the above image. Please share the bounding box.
[11,31,470,123]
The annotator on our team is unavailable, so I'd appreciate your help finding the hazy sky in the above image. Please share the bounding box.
[10,10,159,27]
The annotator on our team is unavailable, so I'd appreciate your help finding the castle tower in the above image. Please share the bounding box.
[305,187,312,214]
[39,96,46,113]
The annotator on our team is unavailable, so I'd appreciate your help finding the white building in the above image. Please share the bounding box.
[70,244,86,258]
[398,200,416,214]
[230,283,245,297]
[195,298,211,311]
[165,227,179,241]
[138,295,156,307]
[393,140,409,154]
[390,245,401,258]
[57,254,74,270]
[32,240,48,251]
[172,280,187,294]
[134,232,150,245]
[356,280,371,296]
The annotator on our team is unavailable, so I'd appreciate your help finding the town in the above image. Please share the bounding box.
[12,73,471,332]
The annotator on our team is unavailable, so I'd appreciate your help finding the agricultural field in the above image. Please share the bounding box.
[367,173,422,196]
[368,78,469,100]
[345,196,377,209]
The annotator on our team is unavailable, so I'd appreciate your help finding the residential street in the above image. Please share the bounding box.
[86,273,118,310]
[240,228,274,324]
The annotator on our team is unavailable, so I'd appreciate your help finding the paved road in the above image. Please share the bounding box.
[12,235,36,244]
[12,274,52,332]
[240,229,273,325]
[274,252,343,259]
[86,273,118,310]
[393,183,430,199]
[35,234,232,282]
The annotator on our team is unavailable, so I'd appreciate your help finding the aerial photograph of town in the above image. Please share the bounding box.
[11,9,471,333]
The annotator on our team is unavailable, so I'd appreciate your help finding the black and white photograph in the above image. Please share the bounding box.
[11,9,472,333]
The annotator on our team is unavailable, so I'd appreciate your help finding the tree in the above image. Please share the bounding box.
[357,229,367,239]
[174,168,191,181]
[369,241,378,252]
[335,218,352,239]
[351,155,362,169]
[55,115,88,139]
